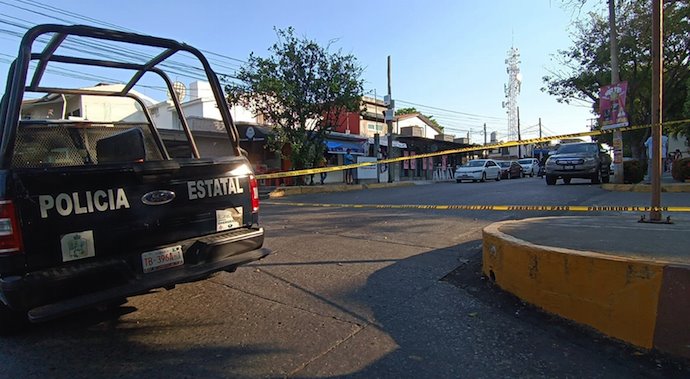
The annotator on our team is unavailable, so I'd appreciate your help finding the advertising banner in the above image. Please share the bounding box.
[403,151,409,169]
[600,81,629,130]
[410,152,417,170]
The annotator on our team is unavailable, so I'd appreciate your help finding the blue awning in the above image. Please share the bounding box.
[325,140,366,155]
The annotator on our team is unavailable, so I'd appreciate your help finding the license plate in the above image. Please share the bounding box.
[142,245,184,273]
[565,165,575,170]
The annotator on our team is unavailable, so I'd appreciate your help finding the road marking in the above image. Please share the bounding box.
[265,202,690,213]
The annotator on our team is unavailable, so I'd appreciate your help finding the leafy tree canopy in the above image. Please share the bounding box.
[395,107,443,130]
[542,0,689,156]
[225,27,364,173]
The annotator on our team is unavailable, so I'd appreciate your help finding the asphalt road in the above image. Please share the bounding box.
[1,176,689,378]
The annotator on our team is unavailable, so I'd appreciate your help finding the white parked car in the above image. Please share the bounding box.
[455,159,501,183]
[517,158,540,177]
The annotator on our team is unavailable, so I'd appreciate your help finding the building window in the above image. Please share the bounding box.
[367,123,384,132]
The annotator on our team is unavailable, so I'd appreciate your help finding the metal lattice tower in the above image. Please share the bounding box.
[502,47,521,142]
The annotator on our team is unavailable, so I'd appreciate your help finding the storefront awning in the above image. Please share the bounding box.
[367,137,407,149]
[326,140,366,155]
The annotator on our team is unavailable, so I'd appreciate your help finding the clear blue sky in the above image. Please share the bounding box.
[0,0,603,141]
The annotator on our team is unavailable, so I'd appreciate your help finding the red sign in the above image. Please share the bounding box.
[600,82,629,130]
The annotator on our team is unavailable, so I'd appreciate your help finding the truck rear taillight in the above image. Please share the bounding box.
[0,200,23,254]
[249,174,260,213]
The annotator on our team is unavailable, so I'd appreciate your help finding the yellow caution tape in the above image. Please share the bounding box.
[256,119,690,180]
[264,201,690,213]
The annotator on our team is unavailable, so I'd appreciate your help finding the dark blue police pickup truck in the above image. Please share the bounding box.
[0,24,269,332]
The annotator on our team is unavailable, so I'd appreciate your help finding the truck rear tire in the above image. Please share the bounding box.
[546,175,557,185]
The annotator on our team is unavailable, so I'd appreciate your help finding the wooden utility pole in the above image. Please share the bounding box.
[386,56,394,183]
[609,0,624,184]
[649,0,663,222]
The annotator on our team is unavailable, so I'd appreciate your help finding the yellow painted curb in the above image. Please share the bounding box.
[602,183,690,193]
[364,182,416,189]
[482,218,665,349]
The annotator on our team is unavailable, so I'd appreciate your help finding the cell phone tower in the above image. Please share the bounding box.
[502,47,521,142]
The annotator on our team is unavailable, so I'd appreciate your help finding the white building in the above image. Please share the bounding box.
[148,81,260,129]
[20,83,156,122]
[395,113,442,139]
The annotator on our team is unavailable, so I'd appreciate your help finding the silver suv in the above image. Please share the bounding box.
[545,142,612,185]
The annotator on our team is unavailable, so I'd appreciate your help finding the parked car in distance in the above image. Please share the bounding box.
[455,159,501,182]
[497,160,523,179]
[545,142,612,185]
[517,158,539,177]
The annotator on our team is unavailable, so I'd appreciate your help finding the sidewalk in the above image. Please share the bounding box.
[602,172,690,192]
[483,216,690,359]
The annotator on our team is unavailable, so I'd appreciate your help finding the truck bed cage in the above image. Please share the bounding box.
[0,24,241,168]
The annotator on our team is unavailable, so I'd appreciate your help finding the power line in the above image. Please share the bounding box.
[22,0,247,65]
[0,19,243,83]
[396,99,507,122]
[0,6,244,80]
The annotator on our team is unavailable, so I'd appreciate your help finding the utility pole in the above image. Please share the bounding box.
[517,106,522,158]
[609,0,624,184]
[483,123,487,158]
[385,56,394,183]
[538,117,542,139]
[649,0,663,222]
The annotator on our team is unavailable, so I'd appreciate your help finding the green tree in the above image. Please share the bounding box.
[395,107,419,116]
[543,0,689,158]
[225,28,364,178]
[395,107,443,131]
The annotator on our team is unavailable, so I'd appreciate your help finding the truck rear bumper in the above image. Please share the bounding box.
[0,227,270,322]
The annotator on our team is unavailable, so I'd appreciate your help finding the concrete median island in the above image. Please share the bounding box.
[482,216,690,359]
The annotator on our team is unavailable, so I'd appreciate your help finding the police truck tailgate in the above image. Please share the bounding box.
[14,159,256,271]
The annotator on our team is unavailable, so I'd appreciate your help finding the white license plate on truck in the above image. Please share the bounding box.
[142,245,184,273]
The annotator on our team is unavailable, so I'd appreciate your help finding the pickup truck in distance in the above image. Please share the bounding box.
[0,24,269,332]
[544,142,612,185]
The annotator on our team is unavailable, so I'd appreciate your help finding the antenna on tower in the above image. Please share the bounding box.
[503,46,521,142]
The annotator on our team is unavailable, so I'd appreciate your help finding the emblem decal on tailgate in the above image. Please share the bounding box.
[60,230,96,262]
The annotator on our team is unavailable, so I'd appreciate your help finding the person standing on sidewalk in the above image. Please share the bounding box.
[644,134,669,182]
[344,149,355,185]
[318,154,328,185]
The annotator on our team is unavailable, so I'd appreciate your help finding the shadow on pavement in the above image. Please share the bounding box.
[309,240,690,378]
[0,295,280,378]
